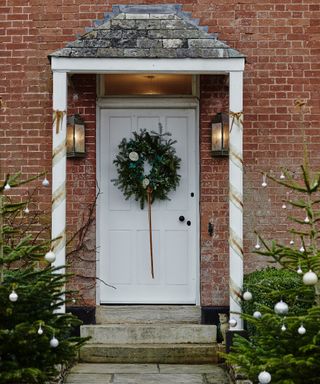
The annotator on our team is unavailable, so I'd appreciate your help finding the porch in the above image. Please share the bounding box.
[49,4,245,328]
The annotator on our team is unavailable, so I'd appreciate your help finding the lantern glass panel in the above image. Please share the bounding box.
[211,123,222,152]
[74,124,85,153]
[67,124,74,154]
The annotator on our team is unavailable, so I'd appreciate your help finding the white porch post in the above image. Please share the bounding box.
[52,71,67,312]
[229,71,244,329]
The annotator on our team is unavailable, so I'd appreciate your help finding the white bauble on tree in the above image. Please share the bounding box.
[38,325,43,335]
[50,336,59,348]
[258,370,271,384]
[303,270,318,286]
[243,291,253,301]
[45,250,56,263]
[42,177,49,187]
[274,300,289,315]
[253,311,262,319]
[9,290,18,302]
[229,318,237,327]
[298,325,306,335]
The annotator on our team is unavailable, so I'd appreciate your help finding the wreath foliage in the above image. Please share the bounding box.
[112,129,181,209]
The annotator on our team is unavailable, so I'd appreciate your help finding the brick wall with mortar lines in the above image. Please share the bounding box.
[1,0,320,307]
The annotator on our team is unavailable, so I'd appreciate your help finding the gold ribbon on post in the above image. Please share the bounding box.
[229,111,244,132]
[147,186,155,279]
[53,110,66,134]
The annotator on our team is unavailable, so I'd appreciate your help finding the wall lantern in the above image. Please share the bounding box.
[211,112,229,157]
[67,114,86,158]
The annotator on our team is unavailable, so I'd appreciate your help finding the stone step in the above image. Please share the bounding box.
[79,343,219,364]
[96,305,201,324]
[81,324,216,344]
[65,364,230,384]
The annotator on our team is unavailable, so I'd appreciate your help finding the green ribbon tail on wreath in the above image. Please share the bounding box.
[147,186,155,279]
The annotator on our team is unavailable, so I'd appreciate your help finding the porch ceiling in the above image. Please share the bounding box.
[49,4,245,59]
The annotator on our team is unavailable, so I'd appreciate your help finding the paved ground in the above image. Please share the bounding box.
[65,363,231,384]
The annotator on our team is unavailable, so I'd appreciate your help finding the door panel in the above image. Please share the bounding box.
[99,108,197,303]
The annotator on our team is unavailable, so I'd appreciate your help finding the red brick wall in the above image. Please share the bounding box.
[1,0,320,307]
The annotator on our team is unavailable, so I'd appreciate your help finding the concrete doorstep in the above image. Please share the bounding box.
[65,363,231,384]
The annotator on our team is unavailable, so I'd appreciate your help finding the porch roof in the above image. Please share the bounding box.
[49,4,245,59]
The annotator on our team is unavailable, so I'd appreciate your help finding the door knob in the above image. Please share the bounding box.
[179,216,185,222]
[187,220,191,226]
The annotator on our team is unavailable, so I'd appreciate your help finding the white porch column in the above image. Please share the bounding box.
[52,71,67,312]
[229,71,244,330]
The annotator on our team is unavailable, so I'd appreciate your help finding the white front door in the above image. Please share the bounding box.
[98,108,198,303]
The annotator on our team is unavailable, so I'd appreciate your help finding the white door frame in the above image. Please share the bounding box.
[51,55,244,328]
[96,97,200,305]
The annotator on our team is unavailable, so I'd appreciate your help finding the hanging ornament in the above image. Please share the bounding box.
[289,239,294,246]
[142,178,150,189]
[282,202,286,209]
[280,171,285,180]
[50,335,59,348]
[4,182,11,191]
[23,206,30,214]
[38,324,43,335]
[229,318,237,327]
[304,215,310,223]
[302,270,318,286]
[243,290,253,301]
[298,325,306,335]
[72,298,76,304]
[274,300,289,315]
[299,245,305,253]
[9,289,18,302]
[253,311,262,319]
[129,151,139,162]
[258,370,272,384]
[297,265,303,275]
[42,176,49,187]
[45,250,56,263]
[281,323,286,332]
[255,235,261,250]
[261,174,267,188]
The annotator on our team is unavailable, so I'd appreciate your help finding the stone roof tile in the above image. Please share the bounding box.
[50,4,245,59]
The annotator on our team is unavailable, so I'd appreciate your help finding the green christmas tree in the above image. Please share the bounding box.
[0,173,86,384]
[225,148,320,384]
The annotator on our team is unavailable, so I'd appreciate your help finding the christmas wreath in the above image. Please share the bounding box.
[112,129,181,209]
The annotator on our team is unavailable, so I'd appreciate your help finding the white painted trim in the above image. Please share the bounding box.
[51,57,245,74]
[52,71,67,313]
[97,97,199,109]
[96,97,200,306]
[229,71,244,330]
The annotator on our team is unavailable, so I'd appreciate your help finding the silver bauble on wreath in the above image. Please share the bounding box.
[258,370,272,384]
[142,178,150,189]
[38,325,43,335]
[45,250,56,263]
[274,300,289,315]
[129,151,139,162]
[302,270,318,286]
